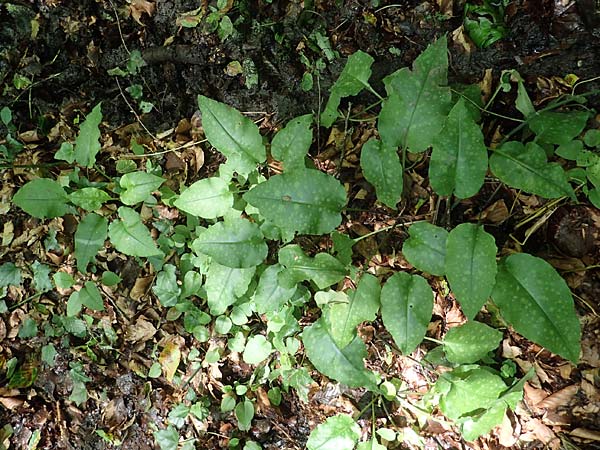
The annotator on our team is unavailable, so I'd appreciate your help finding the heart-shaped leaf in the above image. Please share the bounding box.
[13,178,69,218]
[402,221,448,276]
[192,218,267,268]
[244,169,346,235]
[205,261,255,315]
[108,207,161,257]
[75,212,108,273]
[445,223,497,319]
[173,177,233,219]
[278,245,347,289]
[430,98,488,198]
[67,281,105,316]
[69,187,111,211]
[302,318,379,389]
[443,321,503,364]
[119,171,164,205]
[253,264,297,314]
[380,272,433,354]
[360,139,403,208]
[491,253,581,363]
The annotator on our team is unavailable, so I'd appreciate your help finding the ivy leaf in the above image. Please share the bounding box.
[75,213,108,273]
[13,178,69,218]
[198,95,266,176]
[0,263,21,287]
[379,36,452,152]
[253,264,297,314]
[243,335,273,365]
[306,414,361,450]
[321,51,374,127]
[445,223,497,320]
[74,102,102,168]
[244,169,346,235]
[152,264,181,307]
[278,245,347,289]
[303,318,379,389]
[191,218,267,268]
[67,281,105,316]
[322,273,381,348]
[529,111,589,145]
[119,171,164,205]
[402,221,448,276]
[360,139,403,208]
[430,98,488,198]
[32,261,52,293]
[490,141,575,199]
[69,187,111,211]
[108,207,161,257]
[380,272,433,354]
[443,321,503,364]
[491,253,581,363]
[205,261,255,315]
[271,113,313,171]
[173,177,233,219]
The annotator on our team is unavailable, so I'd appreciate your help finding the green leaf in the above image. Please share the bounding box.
[67,281,105,316]
[445,223,497,319]
[379,36,452,152]
[69,187,111,211]
[191,218,267,268]
[271,113,313,171]
[402,221,448,276]
[205,261,255,315]
[0,263,21,287]
[278,245,347,289]
[322,273,380,348]
[108,207,161,257]
[75,213,108,273]
[119,171,164,205]
[153,264,181,307]
[584,129,600,147]
[18,316,38,338]
[443,321,503,364]
[491,253,581,363]
[243,335,273,365]
[555,140,583,160]
[429,98,488,198]
[154,426,180,450]
[332,231,355,266]
[304,318,379,390]
[360,139,403,208]
[173,177,233,219]
[253,264,297,314]
[244,169,346,235]
[74,103,102,167]
[55,142,75,163]
[41,343,57,367]
[53,271,75,289]
[357,439,386,450]
[490,141,575,199]
[306,414,361,450]
[198,95,266,175]
[101,271,122,286]
[31,261,52,293]
[235,399,255,432]
[529,111,589,145]
[380,272,433,354]
[13,178,69,218]
[321,51,374,127]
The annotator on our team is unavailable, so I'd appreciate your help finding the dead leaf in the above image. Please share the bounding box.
[159,339,182,383]
[570,428,600,441]
[125,317,156,343]
[537,384,579,409]
[130,276,153,300]
[498,412,518,447]
[129,0,155,25]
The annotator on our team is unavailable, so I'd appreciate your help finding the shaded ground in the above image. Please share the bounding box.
[1,0,600,449]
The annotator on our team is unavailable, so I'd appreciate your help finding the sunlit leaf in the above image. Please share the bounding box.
[173,177,233,219]
[205,261,255,315]
[360,138,403,208]
[443,321,503,364]
[75,213,108,273]
[67,281,105,316]
[74,102,102,167]
[402,221,448,276]
[306,414,361,450]
[13,178,69,218]
[108,207,161,257]
[253,264,297,314]
[119,171,164,205]
[69,187,111,211]
[278,244,347,289]
[243,335,273,365]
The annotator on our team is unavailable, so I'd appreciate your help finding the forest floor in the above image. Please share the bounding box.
[1,0,600,449]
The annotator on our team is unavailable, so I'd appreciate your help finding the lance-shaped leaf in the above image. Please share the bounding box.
[271,114,313,171]
[278,244,347,289]
[445,223,497,319]
[253,264,297,314]
[173,177,233,219]
[402,221,448,276]
[74,102,102,167]
[430,98,488,198]
[321,51,374,127]
[380,272,433,354]
[443,321,503,364]
[302,318,379,389]
[75,213,108,273]
[13,178,69,218]
[108,207,161,257]
[191,218,267,268]
[378,37,452,152]
[322,273,381,348]
[198,95,266,175]
[244,169,346,235]
[119,171,164,205]
[205,261,255,315]
[490,141,575,199]
[491,253,581,363]
[360,139,403,208]
[529,110,589,145]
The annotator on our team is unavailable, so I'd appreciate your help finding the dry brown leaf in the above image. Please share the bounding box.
[125,317,156,343]
[130,0,155,25]
[159,338,182,382]
[570,428,600,441]
[476,199,509,224]
[451,25,475,53]
[498,412,518,447]
[0,397,24,409]
[524,382,548,407]
[521,417,557,443]
[130,276,153,300]
[537,384,579,409]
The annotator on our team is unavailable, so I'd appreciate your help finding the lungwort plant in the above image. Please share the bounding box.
[8,35,589,448]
